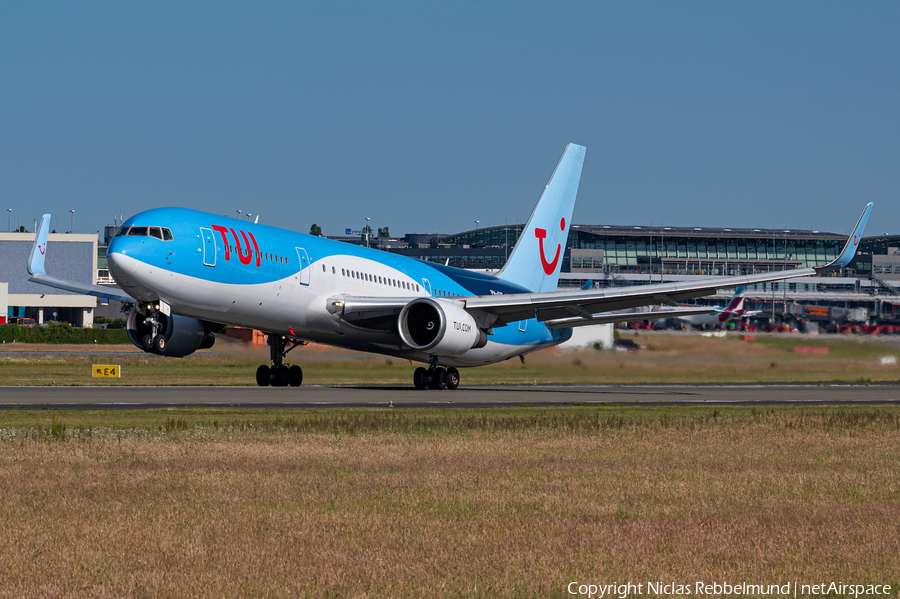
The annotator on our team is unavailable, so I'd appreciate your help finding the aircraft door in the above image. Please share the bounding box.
[199,227,216,267]
[421,278,432,296]
[295,248,310,285]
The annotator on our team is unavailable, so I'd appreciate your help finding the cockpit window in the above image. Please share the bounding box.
[116,225,173,240]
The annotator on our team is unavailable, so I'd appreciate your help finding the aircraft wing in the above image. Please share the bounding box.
[26,214,135,303]
[545,307,717,329]
[465,202,872,328]
[325,203,871,332]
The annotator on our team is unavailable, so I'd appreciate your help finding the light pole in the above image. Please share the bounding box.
[7,209,11,232]
[247,213,252,221]
[70,210,75,234]
[365,217,371,248]
[474,220,479,230]
[236,210,242,220]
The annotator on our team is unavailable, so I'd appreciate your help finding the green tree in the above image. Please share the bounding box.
[309,223,322,237]
[362,224,372,234]
[17,225,27,233]
[377,227,390,238]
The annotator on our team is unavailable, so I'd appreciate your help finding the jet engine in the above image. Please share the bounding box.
[126,307,216,357]
[398,298,487,357]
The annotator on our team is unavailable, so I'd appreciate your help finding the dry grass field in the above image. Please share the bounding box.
[2,332,900,386]
[0,406,898,597]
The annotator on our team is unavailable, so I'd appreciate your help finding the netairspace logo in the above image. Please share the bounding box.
[566,581,893,598]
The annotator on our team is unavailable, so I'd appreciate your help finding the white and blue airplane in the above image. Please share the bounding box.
[26,145,872,389]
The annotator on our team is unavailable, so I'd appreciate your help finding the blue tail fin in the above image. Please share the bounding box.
[496,144,586,292]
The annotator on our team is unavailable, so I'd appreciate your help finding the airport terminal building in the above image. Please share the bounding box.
[406,224,848,277]
[1,220,899,328]
[0,232,99,326]
[373,223,899,323]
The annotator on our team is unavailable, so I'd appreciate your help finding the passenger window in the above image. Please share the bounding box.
[332,266,336,274]
[162,228,173,241]
[150,227,163,240]
[322,264,326,272]
[128,227,148,237]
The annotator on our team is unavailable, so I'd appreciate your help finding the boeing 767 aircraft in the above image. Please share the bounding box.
[26,144,872,389]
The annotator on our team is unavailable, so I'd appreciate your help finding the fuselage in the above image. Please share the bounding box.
[682,307,744,327]
[107,207,571,367]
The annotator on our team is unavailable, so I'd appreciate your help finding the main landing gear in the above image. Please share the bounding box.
[256,334,303,387]
[413,357,460,390]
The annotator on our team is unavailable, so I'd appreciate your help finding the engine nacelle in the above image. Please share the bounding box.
[126,307,216,357]
[398,298,487,357]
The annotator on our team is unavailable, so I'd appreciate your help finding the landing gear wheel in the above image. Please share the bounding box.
[256,365,270,387]
[445,367,460,390]
[413,367,428,390]
[429,368,448,390]
[151,334,167,354]
[271,365,290,387]
[288,365,303,387]
[141,333,153,352]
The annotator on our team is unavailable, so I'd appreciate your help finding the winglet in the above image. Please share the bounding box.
[816,202,874,272]
[27,214,51,275]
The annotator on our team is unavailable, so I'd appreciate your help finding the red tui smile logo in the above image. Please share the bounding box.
[38,244,45,255]
[535,217,566,275]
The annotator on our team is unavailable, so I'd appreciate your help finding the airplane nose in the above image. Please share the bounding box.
[107,238,140,276]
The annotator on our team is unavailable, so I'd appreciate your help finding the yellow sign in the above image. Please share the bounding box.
[92,365,120,378]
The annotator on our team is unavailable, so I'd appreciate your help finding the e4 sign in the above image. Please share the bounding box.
[92,365,121,378]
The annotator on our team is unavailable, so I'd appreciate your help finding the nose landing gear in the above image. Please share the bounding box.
[413,358,460,390]
[256,334,304,387]
[139,306,168,355]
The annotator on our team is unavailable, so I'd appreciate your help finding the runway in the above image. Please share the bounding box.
[1,384,899,409]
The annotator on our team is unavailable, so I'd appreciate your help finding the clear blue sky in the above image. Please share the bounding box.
[2,2,898,237]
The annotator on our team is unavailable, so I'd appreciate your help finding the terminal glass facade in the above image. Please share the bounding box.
[435,225,844,276]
